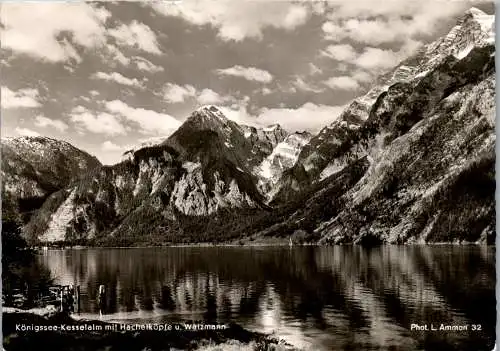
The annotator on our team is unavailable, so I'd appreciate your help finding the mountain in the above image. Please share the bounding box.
[255,131,312,200]
[20,8,496,245]
[1,136,101,222]
[271,7,495,203]
[360,7,495,115]
[161,105,269,215]
[24,106,297,244]
[255,8,495,244]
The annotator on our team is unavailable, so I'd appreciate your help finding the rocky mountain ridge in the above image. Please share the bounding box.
[23,105,309,244]
[1,136,101,222]
[259,43,495,245]
[8,7,496,245]
[268,7,495,202]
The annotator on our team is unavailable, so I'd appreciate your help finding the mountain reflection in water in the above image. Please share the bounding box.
[38,246,495,351]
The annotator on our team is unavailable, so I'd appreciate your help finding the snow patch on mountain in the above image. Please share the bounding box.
[256,132,312,199]
[257,132,311,180]
[466,7,495,34]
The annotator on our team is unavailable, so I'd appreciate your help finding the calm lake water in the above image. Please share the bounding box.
[38,246,496,351]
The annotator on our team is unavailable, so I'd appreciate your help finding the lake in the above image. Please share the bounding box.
[38,245,496,351]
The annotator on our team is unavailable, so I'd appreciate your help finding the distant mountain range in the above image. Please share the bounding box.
[2,8,495,246]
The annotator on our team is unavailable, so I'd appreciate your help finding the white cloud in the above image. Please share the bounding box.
[353,47,401,70]
[309,63,322,75]
[64,64,76,73]
[336,63,349,72]
[322,0,469,44]
[217,100,345,132]
[105,100,182,135]
[324,0,458,18]
[163,83,197,103]
[322,21,347,41]
[321,44,357,61]
[310,1,327,15]
[257,103,345,132]
[216,65,273,83]
[218,105,256,126]
[152,1,310,41]
[1,86,41,109]
[89,90,100,96]
[34,115,69,132]
[1,3,110,62]
[137,135,169,146]
[134,57,164,73]
[319,1,470,79]
[91,71,144,88]
[101,140,123,152]
[283,5,309,29]
[197,88,224,105]
[352,70,372,83]
[261,87,272,95]
[70,106,127,136]
[15,127,40,137]
[324,76,360,91]
[72,105,87,114]
[106,44,131,66]
[320,39,422,74]
[162,85,235,106]
[292,76,324,93]
[108,20,162,55]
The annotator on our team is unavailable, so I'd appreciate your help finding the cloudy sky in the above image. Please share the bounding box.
[0,0,493,164]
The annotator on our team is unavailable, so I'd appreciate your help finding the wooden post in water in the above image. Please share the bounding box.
[76,286,81,313]
[98,285,106,317]
[60,289,63,312]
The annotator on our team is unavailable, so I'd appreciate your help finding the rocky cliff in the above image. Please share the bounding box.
[259,43,495,245]
[18,8,496,245]
[1,136,101,222]
[24,106,300,244]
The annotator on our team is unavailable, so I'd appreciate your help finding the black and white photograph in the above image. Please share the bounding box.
[0,1,496,350]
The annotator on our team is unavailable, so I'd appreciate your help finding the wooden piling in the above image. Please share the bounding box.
[60,289,63,312]
[76,285,81,313]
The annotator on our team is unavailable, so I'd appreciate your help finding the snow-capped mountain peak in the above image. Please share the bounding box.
[356,7,494,109]
[426,7,494,63]
[462,7,493,28]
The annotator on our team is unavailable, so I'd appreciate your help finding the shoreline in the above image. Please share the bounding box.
[31,242,495,250]
[3,310,296,351]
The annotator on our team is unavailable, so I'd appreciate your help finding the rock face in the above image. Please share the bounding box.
[258,8,495,244]
[24,106,302,243]
[317,47,495,244]
[270,7,495,202]
[19,8,496,245]
[256,131,312,200]
[1,136,101,222]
